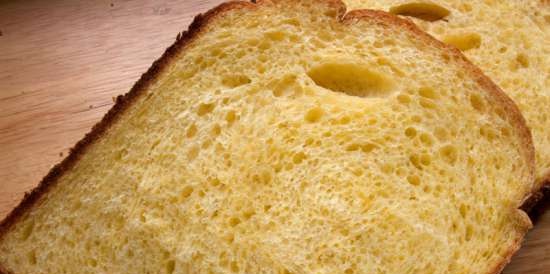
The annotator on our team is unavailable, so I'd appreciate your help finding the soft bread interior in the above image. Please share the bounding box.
[0,1,534,274]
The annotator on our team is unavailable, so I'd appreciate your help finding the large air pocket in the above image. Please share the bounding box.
[389,2,450,21]
[307,62,395,98]
[443,33,481,51]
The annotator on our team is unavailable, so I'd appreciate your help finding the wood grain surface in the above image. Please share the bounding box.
[0,0,548,273]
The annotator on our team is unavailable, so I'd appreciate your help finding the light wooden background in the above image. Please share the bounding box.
[0,0,548,273]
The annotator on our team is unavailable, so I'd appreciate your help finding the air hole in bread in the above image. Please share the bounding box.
[21,221,34,241]
[440,145,458,164]
[410,154,422,169]
[225,110,237,124]
[346,143,377,153]
[304,107,324,123]
[419,98,437,110]
[27,250,37,265]
[361,143,377,153]
[166,260,175,274]
[202,140,212,149]
[420,133,434,146]
[197,103,216,116]
[259,41,272,51]
[271,75,299,97]
[307,62,395,98]
[407,175,421,186]
[187,146,200,160]
[465,225,474,241]
[443,33,481,51]
[222,74,251,88]
[344,268,354,274]
[397,93,411,104]
[88,258,98,267]
[228,217,241,227]
[264,30,286,41]
[469,94,485,112]
[418,87,438,99]
[181,186,194,199]
[211,124,222,136]
[332,115,351,125]
[516,53,529,68]
[186,124,198,138]
[230,261,239,272]
[480,125,498,142]
[389,2,450,22]
[346,143,361,151]
[114,148,128,160]
[292,152,307,164]
[420,153,432,166]
[404,127,417,138]
[458,3,472,12]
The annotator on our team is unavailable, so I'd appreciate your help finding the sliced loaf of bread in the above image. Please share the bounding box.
[0,1,536,274]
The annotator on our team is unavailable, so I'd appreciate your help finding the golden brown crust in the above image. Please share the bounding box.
[488,232,525,274]
[486,208,533,274]
[0,1,538,273]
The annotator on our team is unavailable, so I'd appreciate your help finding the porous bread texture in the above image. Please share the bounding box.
[344,0,550,185]
[0,0,535,274]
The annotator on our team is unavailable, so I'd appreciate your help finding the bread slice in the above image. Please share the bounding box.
[0,0,536,273]
[344,0,550,189]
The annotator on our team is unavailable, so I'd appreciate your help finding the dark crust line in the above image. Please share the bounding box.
[0,0,543,273]
[524,182,550,224]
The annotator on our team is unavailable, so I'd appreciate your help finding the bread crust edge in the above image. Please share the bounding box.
[0,1,540,274]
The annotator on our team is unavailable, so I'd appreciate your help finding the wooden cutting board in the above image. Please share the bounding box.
[0,0,548,273]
